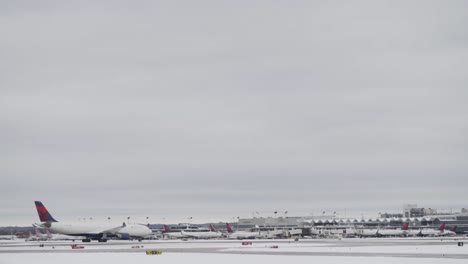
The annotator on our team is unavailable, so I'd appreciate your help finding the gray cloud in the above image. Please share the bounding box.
[1,0,467,225]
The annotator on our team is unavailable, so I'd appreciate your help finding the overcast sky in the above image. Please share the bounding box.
[1,0,467,226]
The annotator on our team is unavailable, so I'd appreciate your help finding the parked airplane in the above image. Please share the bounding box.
[418,223,450,237]
[443,226,458,236]
[376,223,409,237]
[33,201,152,242]
[162,225,190,239]
[180,224,222,239]
[25,228,48,241]
[401,223,421,237]
[226,223,261,239]
[356,228,379,238]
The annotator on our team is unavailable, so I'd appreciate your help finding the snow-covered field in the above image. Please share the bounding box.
[1,238,467,264]
[223,241,468,255]
[1,253,467,264]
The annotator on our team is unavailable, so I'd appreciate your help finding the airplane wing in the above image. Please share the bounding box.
[99,222,127,236]
[81,223,127,238]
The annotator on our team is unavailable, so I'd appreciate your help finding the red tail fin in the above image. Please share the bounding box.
[439,223,446,231]
[450,226,457,232]
[34,201,58,222]
[209,224,216,232]
[163,225,170,232]
[403,223,409,231]
[226,223,233,233]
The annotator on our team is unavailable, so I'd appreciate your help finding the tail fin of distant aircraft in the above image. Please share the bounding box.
[402,223,409,230]
[34,201,58,222]
[450,226,457,232]
[439,223,446,231]
[163,225,171,232]
[226,223,233,233]
[209,224,216,232]
[46,229,53,239]
[35,228,43,238]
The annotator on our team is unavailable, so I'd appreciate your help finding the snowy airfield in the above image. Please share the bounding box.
[1,237,467,264]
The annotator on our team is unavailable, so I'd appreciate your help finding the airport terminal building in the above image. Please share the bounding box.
[236,206,468,234]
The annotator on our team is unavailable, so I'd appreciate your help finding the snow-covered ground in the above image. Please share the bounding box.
[223,242,468,255]
[1,238,467,264]
[0,252,467,264]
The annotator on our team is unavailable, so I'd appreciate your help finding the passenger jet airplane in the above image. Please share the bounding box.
[180,224,223,239]
[226,223,261,239]
[376,223,409,237]
[33,201,152,242]
[26,227,49,241]
[418,223,457,237]
[162,225,190,239]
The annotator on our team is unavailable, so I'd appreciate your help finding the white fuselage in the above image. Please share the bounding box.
[419,229,443,237]
[405,229,421,236]
[181,230,222,239]
[164,232,189,239]
[44,222,152,239]
[440,230,456,236]
[357,229,378,237]
[47,223,109,236]
[163,227,200,239]
[377,229,406,237]
[418,229,455,237]
[117,224,153,238]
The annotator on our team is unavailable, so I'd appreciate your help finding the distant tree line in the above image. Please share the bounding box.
[0,226,37,236]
